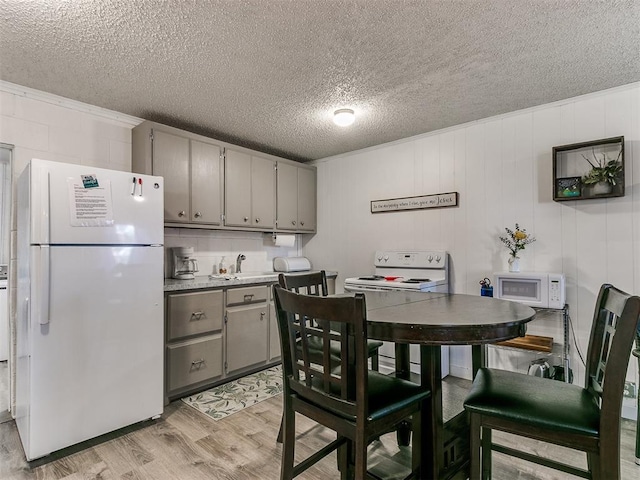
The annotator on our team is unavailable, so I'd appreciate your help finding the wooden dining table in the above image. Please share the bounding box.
[362,290,536,480]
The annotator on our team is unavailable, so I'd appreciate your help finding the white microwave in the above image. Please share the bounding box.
[494,272,565,309]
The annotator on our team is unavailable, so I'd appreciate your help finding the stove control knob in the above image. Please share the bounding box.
[427,255,433,262]
[435,255,441,263]
[377,255,383,261]
[383,255,389,262]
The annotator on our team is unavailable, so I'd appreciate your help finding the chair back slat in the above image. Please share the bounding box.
[278,271,328,297]
[273,285,367,420]
[584,284,640,417]
[590,312,617,394]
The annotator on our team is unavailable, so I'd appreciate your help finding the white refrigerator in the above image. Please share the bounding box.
[16,159,164,461]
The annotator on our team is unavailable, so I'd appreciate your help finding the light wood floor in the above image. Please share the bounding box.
[1,375,638,480]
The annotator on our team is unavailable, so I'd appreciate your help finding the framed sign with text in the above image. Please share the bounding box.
[371,192,459,213]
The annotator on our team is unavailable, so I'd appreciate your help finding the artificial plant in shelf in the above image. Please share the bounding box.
[581,146,623,195]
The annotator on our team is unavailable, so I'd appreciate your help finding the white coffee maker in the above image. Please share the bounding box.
[172,247,199,280]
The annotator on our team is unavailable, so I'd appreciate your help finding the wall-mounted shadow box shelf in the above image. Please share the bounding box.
[552,136,624,202]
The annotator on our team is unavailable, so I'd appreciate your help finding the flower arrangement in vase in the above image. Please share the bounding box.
[499,223,536,272]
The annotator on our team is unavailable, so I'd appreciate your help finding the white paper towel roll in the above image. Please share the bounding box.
[273,234,296,247]
[273,257,311,272]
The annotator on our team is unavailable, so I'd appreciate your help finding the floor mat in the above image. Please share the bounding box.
[181,365,283,420]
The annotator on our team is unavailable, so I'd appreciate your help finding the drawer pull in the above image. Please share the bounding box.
[260,311,266,320]
[191,358,206,370]
[243,294,254,302]
[190,311,205,321]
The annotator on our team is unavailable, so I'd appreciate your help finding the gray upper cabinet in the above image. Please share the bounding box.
[150,130,190,223]
[133,120,315,233]
[190,140,222,224]
[276,162,316,232]
[224,148,275,230]
[132,121,223,226]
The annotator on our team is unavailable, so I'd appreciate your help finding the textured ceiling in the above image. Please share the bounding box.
[1,1,639,162]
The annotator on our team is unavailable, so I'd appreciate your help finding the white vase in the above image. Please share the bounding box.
[592,181,612,195]
[508,256,520,272]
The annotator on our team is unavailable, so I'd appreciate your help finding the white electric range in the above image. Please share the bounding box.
[344,250,450,377]
[344,250,449,293]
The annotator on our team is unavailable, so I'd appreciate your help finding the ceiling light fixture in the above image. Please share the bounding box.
[333,108,355,127]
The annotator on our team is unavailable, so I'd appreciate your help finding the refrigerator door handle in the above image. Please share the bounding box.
[38,246,51,325]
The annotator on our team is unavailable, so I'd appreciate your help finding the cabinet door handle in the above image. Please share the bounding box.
[291,220,296,226]
[255,217,260,223]
[190,311,205,320]
[300,221,304,226]
[178,211,186,217]
[244,216,249,222]
[194,212,202,218]
[260,311,266,320]
[243,294,254,302]
[191,358,206,369]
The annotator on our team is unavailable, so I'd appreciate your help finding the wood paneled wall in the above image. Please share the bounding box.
[304,83,639,416]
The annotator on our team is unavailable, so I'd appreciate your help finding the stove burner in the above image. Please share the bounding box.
[402,278,431,284]
[358,275,385,281]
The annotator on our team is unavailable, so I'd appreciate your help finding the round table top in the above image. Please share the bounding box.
[361,290,536,345]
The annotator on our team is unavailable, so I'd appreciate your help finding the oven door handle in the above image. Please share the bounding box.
[345,284,395,292]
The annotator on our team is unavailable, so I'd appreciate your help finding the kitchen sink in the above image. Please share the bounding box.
[231,272,276,278]
[209,271,277,280]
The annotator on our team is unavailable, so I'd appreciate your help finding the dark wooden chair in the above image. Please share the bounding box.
[273,285,430,479]
[633,324,640,465]
[463,283,640,480]
[275,271,384,444]
[278,271,383,370]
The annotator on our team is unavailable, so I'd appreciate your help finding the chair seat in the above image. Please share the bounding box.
[464,368,600,437]
[367,371,430,421]
[306,370,431,422]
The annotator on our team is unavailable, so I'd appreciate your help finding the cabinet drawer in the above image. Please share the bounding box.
[167,290,223,341]
[167,335,223,392]
[226,286,268,306]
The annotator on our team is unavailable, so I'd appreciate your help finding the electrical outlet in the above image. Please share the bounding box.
[623,381,637,398]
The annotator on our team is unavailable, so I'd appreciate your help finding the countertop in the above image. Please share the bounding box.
[164,270,338,292]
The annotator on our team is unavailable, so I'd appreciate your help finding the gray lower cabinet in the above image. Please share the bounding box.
[269,300,280,362]
[225,286,269,374]
[167,335,223,392]
[167,290,224,341]
[165,290,224,402]
[165,284,279,403]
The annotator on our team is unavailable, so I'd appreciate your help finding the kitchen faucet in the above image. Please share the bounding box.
[236,254,246,273]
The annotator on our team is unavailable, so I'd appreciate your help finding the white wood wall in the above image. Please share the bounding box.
[304,83,640,417]
[164,228,299,279]
[0,82,140,415]
[2,81,638,418]
[0,81,301,414]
